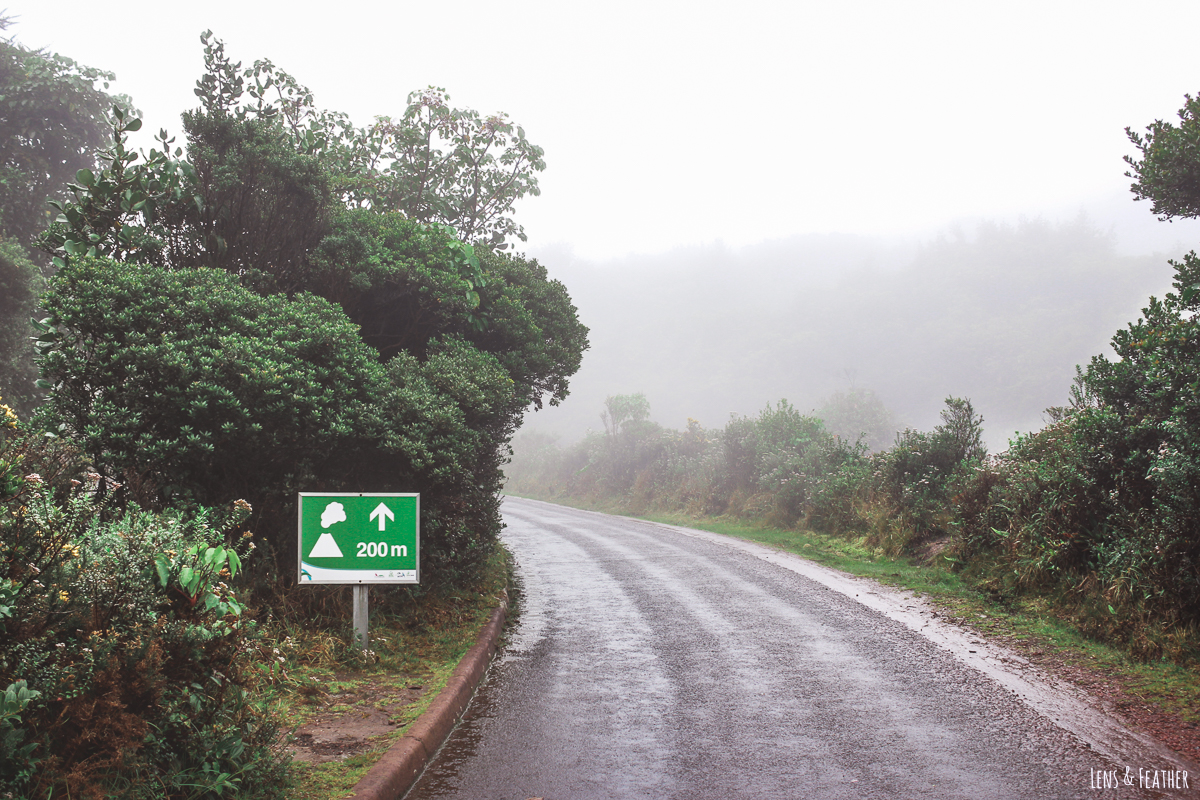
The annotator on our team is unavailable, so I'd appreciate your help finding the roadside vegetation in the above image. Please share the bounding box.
[0,20,583,799]
[508,89,1200,671]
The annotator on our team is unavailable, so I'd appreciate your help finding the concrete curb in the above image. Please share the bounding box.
[348,592,508,800]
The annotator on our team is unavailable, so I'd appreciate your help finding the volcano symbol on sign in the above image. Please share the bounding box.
[308,532,343,558]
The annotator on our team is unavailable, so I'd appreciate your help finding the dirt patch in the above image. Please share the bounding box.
[286,674,427,764]
[909,534,951,564]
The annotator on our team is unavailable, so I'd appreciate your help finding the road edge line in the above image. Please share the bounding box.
[348,591,508,800]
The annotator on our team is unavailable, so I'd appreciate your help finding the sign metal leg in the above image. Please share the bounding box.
[353,584,369,651]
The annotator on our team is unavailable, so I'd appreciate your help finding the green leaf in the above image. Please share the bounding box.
[155,554,171,587]
[75,168,95,186]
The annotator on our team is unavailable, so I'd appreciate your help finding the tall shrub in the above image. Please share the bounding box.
[0,430,288,799]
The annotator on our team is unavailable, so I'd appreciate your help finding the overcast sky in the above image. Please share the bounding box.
[9,0,1200,260]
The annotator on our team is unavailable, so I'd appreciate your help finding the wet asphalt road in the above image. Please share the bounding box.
[405,498,1173,800]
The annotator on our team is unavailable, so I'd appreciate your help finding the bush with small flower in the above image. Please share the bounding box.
[0,427,289,799]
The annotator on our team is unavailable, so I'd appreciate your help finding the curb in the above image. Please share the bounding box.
[348,592,508,800]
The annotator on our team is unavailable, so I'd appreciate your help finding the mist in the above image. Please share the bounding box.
[524,194,1200,452]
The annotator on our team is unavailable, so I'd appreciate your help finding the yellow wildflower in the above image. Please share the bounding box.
[0,399,16,430]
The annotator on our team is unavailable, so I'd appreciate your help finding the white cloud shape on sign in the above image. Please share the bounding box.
[321,502,347,529]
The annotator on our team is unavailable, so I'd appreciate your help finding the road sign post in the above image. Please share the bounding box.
[298,493,420,651]
[353,585,368,651]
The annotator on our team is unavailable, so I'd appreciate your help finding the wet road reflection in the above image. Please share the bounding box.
[404,498,1162,800]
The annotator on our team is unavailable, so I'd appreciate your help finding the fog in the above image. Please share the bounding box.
[526,195,1200,452]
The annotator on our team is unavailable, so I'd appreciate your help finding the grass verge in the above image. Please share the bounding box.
[257,546,511,799]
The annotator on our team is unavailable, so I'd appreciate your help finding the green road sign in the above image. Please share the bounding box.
[298,493,419,584]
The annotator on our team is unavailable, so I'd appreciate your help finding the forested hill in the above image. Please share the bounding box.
[528,209,1197,450]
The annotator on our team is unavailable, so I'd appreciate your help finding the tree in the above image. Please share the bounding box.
[1110,87,1200,538]
[336,87,545,247]
[601,393,651,440]
[878,397,985,535]
[1126,93,1200,221]
[0,19,122,415]
[0,18,119,249]
[187,32,545,248]
[817,387,900,452]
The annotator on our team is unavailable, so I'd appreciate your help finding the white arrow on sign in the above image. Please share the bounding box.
[369,502,395,531]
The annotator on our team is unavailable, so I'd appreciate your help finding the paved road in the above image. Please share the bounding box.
[406,498,1185,799]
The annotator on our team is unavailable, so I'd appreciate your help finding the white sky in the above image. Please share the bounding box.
[8,0,1200,261]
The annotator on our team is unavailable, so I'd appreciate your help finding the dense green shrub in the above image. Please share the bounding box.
[472,247,589,412]
[36,258,535,583]
[33,46,587,590]
[957,415,1103,581]
[743,401,851,526]
[953,256,1200,657]
[0,430,288,799]
[358,338,520,581]
[805,442,873,535]
[875,397,985,538]
[38,258,382,510]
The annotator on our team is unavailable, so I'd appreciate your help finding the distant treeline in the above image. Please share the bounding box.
[532,214,1181,449]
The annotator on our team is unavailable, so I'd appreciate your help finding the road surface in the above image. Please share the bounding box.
[405,497,1192,799]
